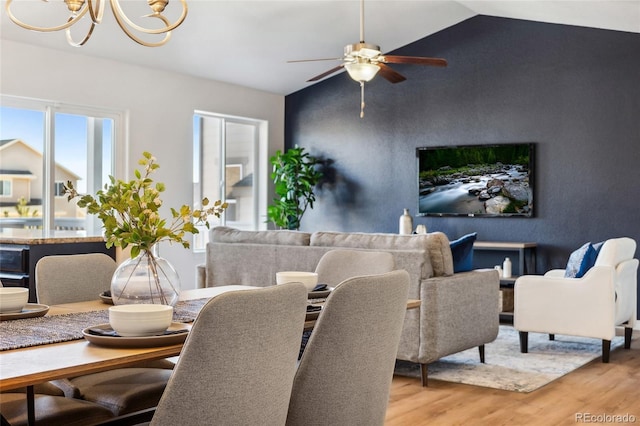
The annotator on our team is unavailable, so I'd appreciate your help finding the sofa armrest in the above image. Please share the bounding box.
[418,269,500,363]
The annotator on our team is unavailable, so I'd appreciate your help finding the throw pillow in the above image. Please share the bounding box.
[564,241,602,278]
[450,232,477,273]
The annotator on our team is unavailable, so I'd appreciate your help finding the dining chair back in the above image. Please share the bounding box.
[149,282,308,426]
[286,270,410,426]
[314,249,395,286]
[35,253,116,305]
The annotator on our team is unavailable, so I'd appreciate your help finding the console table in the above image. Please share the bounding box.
[473,241,537,322]
[473,241,537,283]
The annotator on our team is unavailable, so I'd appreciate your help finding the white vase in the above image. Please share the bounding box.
[110,245,181,306]
[399,209,413,235]
[502,257,512,278]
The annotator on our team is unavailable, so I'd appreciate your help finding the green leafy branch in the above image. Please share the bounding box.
[64,151,227,258]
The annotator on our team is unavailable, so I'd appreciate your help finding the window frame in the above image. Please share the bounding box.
[192,110,269,251]
[0,94,127,234]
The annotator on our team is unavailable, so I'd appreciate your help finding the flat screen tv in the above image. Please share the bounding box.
[417,143,535,217]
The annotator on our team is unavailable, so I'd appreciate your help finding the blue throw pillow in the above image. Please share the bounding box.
[565,241,603,278]
[450,232,477,273]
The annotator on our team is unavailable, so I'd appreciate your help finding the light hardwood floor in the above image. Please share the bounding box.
[385,335,640,425]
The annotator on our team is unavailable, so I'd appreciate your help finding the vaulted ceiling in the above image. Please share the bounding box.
[1,1,638,95]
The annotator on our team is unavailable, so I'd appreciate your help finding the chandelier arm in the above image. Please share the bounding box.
[112,10,172,47]
[110,0,188,35]
[65,19,97,47]
[88,0,106,24]
[5,0,89,32]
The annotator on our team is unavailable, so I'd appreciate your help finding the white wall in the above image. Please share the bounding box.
[1,39,285,289]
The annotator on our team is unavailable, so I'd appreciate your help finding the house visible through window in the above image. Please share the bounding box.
[192,111,269,251]
[0,96,124,234]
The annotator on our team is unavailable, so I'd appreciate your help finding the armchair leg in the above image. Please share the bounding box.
[602,340,611,363]
[478,345,485,363]
[549,334,555,341]
[519,331,529,353]
[420,364,428,387]
[624,327,633,349]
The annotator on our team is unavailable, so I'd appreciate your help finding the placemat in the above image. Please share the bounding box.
[0,298,210,351]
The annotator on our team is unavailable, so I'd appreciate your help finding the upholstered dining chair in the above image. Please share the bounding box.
[35,253,116,305]
[314,249,396,286]
[298,249,397,358]
[145,282,308,426]
[286,270,410,426]
[514,237,638,362]
[0,391,114,426]
[34,253,175,416]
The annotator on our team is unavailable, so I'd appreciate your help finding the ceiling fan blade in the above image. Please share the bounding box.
[381,55,448,67]
[307,64,345,82]
[377,63,406,84]
[287,57,344,63]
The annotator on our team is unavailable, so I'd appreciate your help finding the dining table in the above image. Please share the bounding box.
[0,285,420,426]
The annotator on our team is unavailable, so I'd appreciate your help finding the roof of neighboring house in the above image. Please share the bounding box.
[0,169,35,175]
[0,139,81,180]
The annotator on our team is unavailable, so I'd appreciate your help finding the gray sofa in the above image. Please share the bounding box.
[197,226,499,385]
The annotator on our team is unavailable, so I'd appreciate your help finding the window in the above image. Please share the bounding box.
[0,180,11,197]
[0,95,125,234]
[54,182,65,197]
[192,111,269,251]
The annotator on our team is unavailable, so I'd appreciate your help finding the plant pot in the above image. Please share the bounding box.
[110,245,180,306]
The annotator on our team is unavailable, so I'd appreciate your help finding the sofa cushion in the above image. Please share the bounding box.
[450,232,477,273]
[310,231,453,277]
[210,226,311,246]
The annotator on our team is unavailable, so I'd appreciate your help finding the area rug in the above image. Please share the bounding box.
[394,326,624,393]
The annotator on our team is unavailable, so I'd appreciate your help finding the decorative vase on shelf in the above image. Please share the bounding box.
[399,209,413,235]
[110,245,181,306]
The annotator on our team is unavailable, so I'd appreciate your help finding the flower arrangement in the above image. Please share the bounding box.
[63,151,227,259]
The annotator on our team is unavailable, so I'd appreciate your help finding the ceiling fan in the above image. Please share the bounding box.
[289,0,447,118]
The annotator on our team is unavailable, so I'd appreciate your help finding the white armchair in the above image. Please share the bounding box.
[514,237,638,362]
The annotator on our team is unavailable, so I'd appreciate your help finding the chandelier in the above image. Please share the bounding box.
[5,0,188,47]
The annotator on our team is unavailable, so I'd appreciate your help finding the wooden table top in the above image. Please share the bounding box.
[0,286,420,392]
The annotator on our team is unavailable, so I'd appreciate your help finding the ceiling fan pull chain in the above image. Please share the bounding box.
[360,81,366,118]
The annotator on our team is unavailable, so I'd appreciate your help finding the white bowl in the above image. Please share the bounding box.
[108,304,173,337]
[276,271,319,291]
[0,287,29,314]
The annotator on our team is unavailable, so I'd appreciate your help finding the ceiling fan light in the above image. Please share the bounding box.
[345,62,380,82]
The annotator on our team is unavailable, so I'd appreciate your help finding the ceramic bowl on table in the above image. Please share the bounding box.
[276,271,319,291]
[0,287,29,313]
[108,304,173,337]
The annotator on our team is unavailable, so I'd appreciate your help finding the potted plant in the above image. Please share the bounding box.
[63,151,227,306]
[267,146,322,230]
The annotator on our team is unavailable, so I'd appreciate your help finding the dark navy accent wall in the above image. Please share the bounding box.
[285,16,640,316]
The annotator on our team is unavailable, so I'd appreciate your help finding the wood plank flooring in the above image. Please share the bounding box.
[385,335,640,425]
